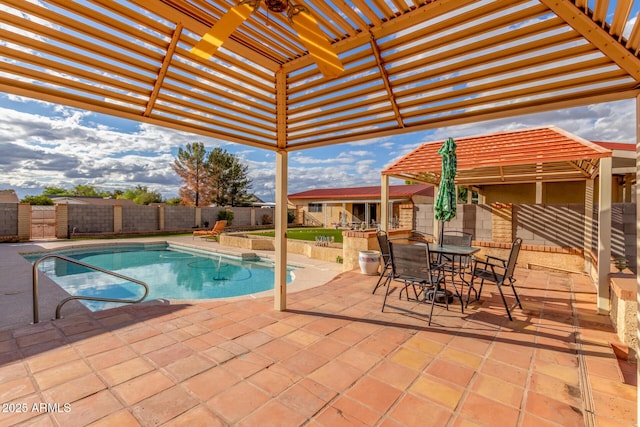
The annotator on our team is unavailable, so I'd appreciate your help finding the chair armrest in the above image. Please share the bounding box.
[485,255,507,267]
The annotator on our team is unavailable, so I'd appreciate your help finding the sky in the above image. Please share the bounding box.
[0,93,635,203]
[0,2,638,203]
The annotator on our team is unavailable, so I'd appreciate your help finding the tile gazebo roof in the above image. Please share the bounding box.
[289,184,433,200]
[382,126,613,186]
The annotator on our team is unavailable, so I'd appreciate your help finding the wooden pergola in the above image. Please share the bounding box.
[1,0,639,321]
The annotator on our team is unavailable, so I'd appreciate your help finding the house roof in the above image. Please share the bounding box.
[289,184,433,201]
[0,2,639,150]
[382,126,613,186]
[50,197,137,206]
[0,190,19,204]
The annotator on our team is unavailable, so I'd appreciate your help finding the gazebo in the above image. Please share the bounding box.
[381,125,633,313]
[1,1,639,333]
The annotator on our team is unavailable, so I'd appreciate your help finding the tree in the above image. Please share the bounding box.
[21,195,54,205]
[171,142,212,206]
[120,185,162,205]
[207,147,251,206]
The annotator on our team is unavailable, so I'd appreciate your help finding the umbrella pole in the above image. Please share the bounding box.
[439,220,444,247]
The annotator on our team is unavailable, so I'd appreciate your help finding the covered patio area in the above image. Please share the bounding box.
[0,259,634,425]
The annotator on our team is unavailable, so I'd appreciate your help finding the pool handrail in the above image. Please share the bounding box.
[32,253,149,324]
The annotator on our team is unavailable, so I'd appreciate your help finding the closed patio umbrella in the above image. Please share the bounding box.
[434,137,457,245]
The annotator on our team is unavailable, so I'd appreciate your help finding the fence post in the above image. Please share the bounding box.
[17,203,31,241]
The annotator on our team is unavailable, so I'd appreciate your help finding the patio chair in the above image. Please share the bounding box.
[193,220,227,239]
[372,231,391,294]
[468,237,523,320]
[382,240,448,326]
[441,231,473,293]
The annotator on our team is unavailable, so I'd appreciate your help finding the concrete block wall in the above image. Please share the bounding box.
[68,205,113,233]
[164,206,195,230]
[514,204,585,248]
[200,207,224,228]
[123,205,159,232]
[0,203,18,236]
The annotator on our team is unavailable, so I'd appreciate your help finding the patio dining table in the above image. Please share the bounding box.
[428,243,480,311]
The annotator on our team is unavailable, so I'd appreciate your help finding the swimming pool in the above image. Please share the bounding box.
[25,243,295,311]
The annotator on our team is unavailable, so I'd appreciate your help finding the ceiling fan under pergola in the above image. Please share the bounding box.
[191,0,344,78]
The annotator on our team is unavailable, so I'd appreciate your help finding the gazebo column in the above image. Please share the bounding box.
[635,93,640,422]
[433,184,440,242]
[274,150,288,311]
[596,156,612,313]
[535,181,544,203]
[381,175,389,231]
[583,178,594,273]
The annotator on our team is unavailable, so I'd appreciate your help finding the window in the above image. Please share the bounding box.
[308,203,323,213]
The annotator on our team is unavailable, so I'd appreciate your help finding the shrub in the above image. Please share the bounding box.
[217,210,234,225]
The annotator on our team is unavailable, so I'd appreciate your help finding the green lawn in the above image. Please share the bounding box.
[253,228,344,243]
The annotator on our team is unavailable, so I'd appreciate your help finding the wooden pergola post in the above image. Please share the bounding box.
[596,156,612,313]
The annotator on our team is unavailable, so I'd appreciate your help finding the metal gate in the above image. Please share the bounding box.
[31,205,56,239]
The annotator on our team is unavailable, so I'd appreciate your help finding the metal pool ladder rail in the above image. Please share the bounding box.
[32,254,149,324]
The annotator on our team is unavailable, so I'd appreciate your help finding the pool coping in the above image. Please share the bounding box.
[0,236,343,330]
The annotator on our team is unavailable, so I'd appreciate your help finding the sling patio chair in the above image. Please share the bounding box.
[468,237,523,320]
[440,231,474,296]
[372,231,391,294]
[382,240,449,326]
[193,220,227,240]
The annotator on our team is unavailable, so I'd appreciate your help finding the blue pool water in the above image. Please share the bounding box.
[25,244,295,311]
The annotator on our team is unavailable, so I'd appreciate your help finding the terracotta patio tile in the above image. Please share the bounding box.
[410,374,464,409]
[164,354,213,382]
[425,358,476,388]
[145,342,194,367]
[248,364,298,396]
[355,335,398,357]
[403,335,445,356]
[346,376,402,414]
[589,374,637,401]
[181,366,239,401]
[303,317,347,336]
[206,382,270,423]
[16,329,63,350]
[520,412,572,427]
[488,342,534,369]
[112,370,174,406]
[328,325,370,346]
[196,331,227,346]
[277,378,336,418]
[476,358,528,387]
[233,330,275,349]
[129,333,176,354]
[388,393,452,427]
[317,396,380,426]
[261,321,297,338]
[0,394,54,426]
[439,347,483,370]
[33,359,92,390]
[223,352,272,379]
[285,329,322,347]
[533,361,580,385]
[369,359,420,390]
[255,337,303,361]
[471,373,524,408]
[338,347,381,372]
[215,322,253,340]
[238,400,308,427]
[523,390,584,426]
[87,345,137,371]
[447,335,492,356]
[117,325,161,344]
[0,376,35,403]
[99,357,154,387]
[53,390,123,427]
[72,334,124,358]
[389,347,433,371]
[308,360,363,393]
[42,373,106,404]
[162,405,226,427]
[86,409,140,426]
[26,346,79,373]
[591,389,637,424]
[459,391,520,426]
[12,414,56,427]
[131,385,199,425]
[0,361,28,383]
[529,372,582,407]
[283,349,329,375]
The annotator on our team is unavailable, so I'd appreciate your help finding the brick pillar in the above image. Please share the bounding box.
[113,205,123,233]
[194,207,201,228]
[158,205,165,231]
[55,204,68,238]
[491,203,513,243]
[17,203,30,241]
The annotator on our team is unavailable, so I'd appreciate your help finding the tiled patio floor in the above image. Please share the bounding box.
[0,266,635,426]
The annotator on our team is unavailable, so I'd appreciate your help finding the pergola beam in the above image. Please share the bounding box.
[539,0,640,81]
